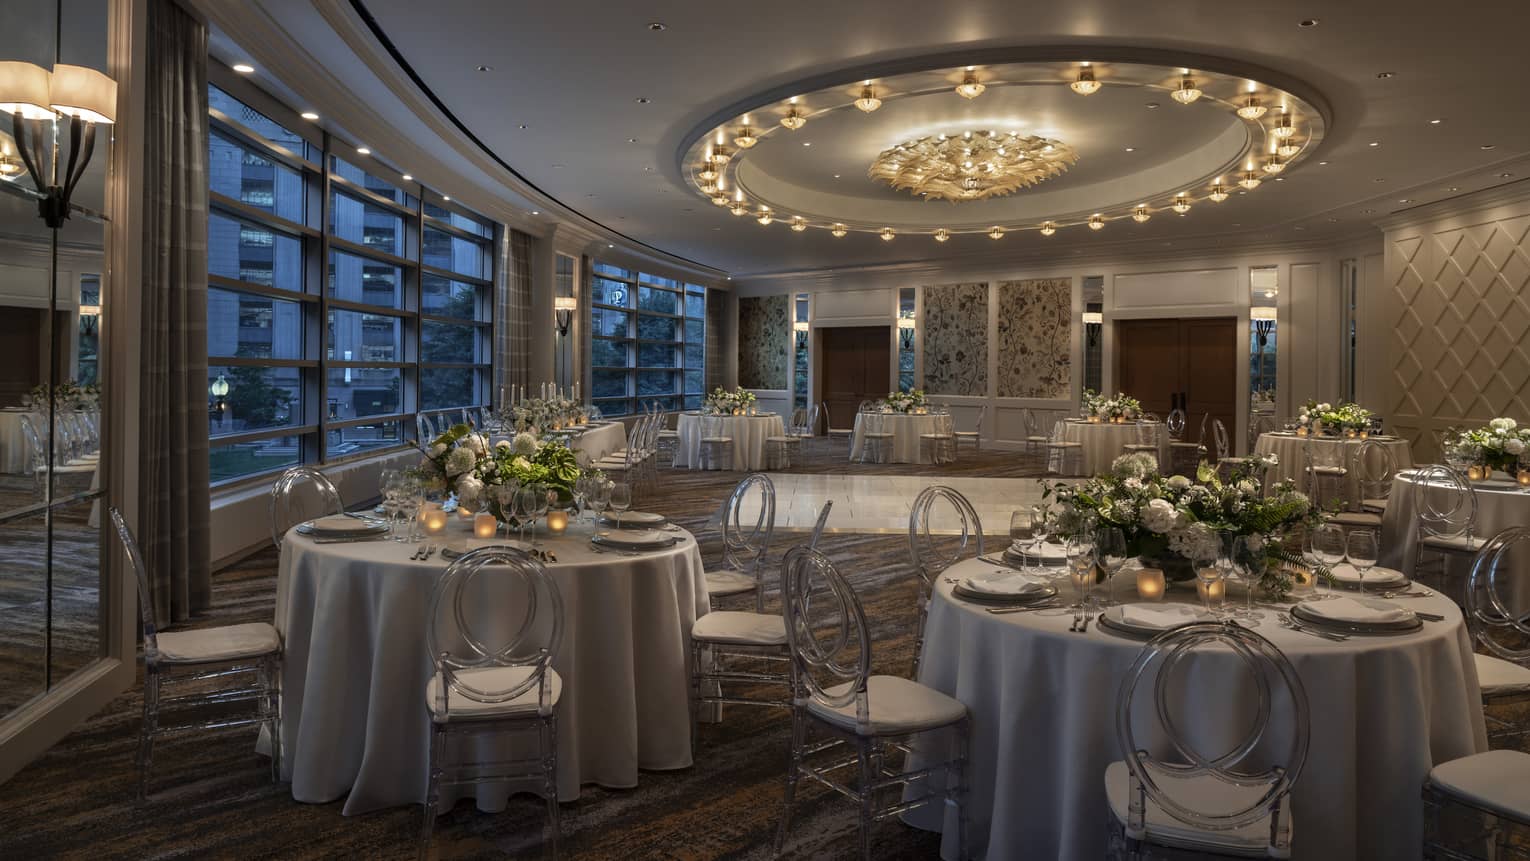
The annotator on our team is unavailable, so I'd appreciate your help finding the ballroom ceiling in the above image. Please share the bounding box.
[230,0,1530,276]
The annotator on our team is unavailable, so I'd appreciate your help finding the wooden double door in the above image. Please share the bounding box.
[817,326,891,432]
[1115,317,1238,451]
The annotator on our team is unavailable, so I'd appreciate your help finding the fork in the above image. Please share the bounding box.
[1080,611,1095,633]
[1280,612,1349,641]
[1069,608,1082,632]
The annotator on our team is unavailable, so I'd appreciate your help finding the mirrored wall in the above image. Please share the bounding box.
[1249,265,1278,440]
[0,0,110,720]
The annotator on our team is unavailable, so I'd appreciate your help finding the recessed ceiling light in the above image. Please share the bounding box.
[635,97,650,104]
[1501,172,1515,178]
[1361,208,1376,214]
[232,63,255,73]
[1447,186,1459,192]
[642,166,653,172]
[833,174,841,179]
[476,65,492,72]
[1399,198,1412,203]
[1368,141,1380,147]
[1273,177,1284,182]
[442,195,450,201]
[518,124,528,130]
[1298,18,1319,27]
[1429,119,1443,125]
[1327,217,1339,222]
[1480,144,1496,150]
[1144,102,1159,109]
[802,141,812,147]
[401,174,413,181]
[1318,161,1329,165]
[607,244,614,248]
[300,111,319,120]
[1124,147,1135,152]
[531,210,539,215]
[1373,178,1386,183]
[1376,71,1395,79]
[648,22,666,30]
[356,146,370,155]
[627,137,638,143]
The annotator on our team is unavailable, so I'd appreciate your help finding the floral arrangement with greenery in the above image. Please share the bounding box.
[509,396,583,433]
[27,381,98,410]
[417,425,583,517]
[1446,418,1529,473]
[1042,452,1323,597]
[704,387,757,414]
[881,389,928,413]
[1297,400,1373,433]
[1081,389,1142,420]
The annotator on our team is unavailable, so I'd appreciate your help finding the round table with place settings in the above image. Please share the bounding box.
[672,412,785,471]
[1254,432,1414,496]
[1055,419,1167,476]
[848,411,954,464]
[904,557,1487,860]
[1381,468,1530,584]
[272,516,708,814]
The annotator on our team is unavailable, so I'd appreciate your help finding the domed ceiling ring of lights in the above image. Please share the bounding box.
[679,52,1329,240]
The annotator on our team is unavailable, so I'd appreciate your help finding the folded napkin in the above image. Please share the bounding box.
[594,529,670,547]
[1305,596,1412,624]
[1121,605,1193,630]
[961,573,1050,597]
[307,515,377,532]
[1007,541,1068,560]
[1328,563,1405,585]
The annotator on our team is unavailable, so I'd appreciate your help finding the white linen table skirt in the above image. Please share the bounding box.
[1381,469,1530,583]
[672,412,785,471]
[567,420,627,465]
[1056,420,1166,476]
[848,412,953,464]
[273,518,709,814]
[1255,432,1414,497]
[0,409,30,473]
[905,558,1487,860]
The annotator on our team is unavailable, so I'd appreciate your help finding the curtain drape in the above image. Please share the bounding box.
[139,0,210,623]
[495,229,532,398]
[706,288,729,391]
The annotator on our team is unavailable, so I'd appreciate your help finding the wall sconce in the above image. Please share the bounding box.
[554,296,577,336]
[897,314,916,351]
[793,320,809,348]
[209,373,230,427]
[0,61,118,228]
[1082,311,1103,349]
[1251,306,1276,347]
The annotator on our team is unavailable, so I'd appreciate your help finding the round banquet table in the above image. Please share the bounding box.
[1382,468,1530,584]
[671,412,785,471]
[848,411,954,464]
[1254,432,1414,495]
[0,408,32,473]
[905,558,1487,860]
[565,420,627,465]
[1056,420,1166,476]
[273,517,708,814]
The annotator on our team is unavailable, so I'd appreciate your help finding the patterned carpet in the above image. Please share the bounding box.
[0,442,1051,860]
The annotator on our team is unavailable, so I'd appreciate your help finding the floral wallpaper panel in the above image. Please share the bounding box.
[737,294,789,390]
[922,282,988,396]
[996,278,1072,398]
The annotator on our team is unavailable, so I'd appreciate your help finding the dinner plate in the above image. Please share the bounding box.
[1003,541,1069,565]
[1291,598,1423,634]
[1097,604,1209,638]
[1327,563,1408,589]
[592,530,677,550]
[297,516,389,537]
[440,539,535,560]
[952,581,1057,605]
[599,511,667,527]
[958,570,1054,597]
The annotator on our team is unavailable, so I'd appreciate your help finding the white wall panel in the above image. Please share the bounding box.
[813,287,891,324]
[1113,268,1238,309]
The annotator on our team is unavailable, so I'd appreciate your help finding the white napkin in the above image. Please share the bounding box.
[306,515,376,533]
[1328,563,1405,585]
[961,573,1050,597]
[1121,605,1192,630]
[1305,596,1413,624]
[1007,541,1067,561]
[593,529,670,547]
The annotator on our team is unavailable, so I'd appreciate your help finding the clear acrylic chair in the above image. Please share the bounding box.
[920,412,958,465]
[1301,440,1348,513]
[775,546,970,861]
[701,473,775,601]
[420,546,564,859]
[416,412,436,443]
[20,413,93,496]
[1045,420,1085,476]
[268,466,344,550]
[859,411,894,464]
[953,404,985,451]
[111,507,282,801]
[1123,412,1164,470]
[1356,440,1397,514]
[1461,527,1530,746]
[823,401,854,450]
[907,486,984,678]
[1021,408,1051,456]
[1107,621,1309,859]
[698,413,735,471]
[1411,465,1485,602]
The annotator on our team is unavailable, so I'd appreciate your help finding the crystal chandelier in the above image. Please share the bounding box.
[867,130,1077,202]
[987,226,1005,240]
[1070,63,1101,95]
[933,228,950,242]
[1171,74,1202,105]
[955,69,985,100]
[780,98,806,130]
[855,82,882,113]
[1132,205,1151,223]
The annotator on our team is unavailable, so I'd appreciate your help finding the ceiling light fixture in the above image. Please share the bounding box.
[1368,141,1379,147]
[956,68,985,100]
[733,116,757,148]
[1132,204,1151,223]
[1429,118,1443,125]
[730,190,748,216]
[1298,18,1319,27]
[1480,144,1496,150]
[868,129,1077,201]
[831,223,847,237]
[356,146,370,155]
[790,216,807,232]
[1070,63,1101,95]
[300,111,318,120]
[1209,181,1229,202]
[1263,154,1286,174]
[476,65,492,72]
[780,97,806,130]
[232,63,255,73]
[1277,139,1302,158]
[1088,214,1105,230]
[443,195,451,201]
[1171,74,1202,105]
[1236,93,1267,120]
[1039,221,1056,236]
[1273,111,1295,138]
[855,82,882,112]
[879,227,895,241]
[1376,71,1395,79]
[987,225,1005,240]
[635,97,650,104]
[401,174,412,181]
[1171,193,1192,214]
[647,22,665,30]
[756,207,772,225]
[1239,171,1262,190]
[933,228,950,242]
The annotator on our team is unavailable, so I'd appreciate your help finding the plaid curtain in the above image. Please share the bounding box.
[706,288,729,390]
[495,229,533,400]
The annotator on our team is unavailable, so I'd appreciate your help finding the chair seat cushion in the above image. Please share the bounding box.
[765,436,798,443]
[425,666,562,722]
[1308,466,1348,476]
[827,428,853,435]
[1421,534,1487,553]
[1476,653,1530,695]
[705,569,758,597]
[691,610,787,646]
[1104,760,1283,857]
[1326,511,1384,528]
[952,431,979,438]
[156,622,281,664]
[657,430,678,438]
[1026,435,1051,443]
[1428,750,1530,822]
[862,432,895,439]
[806,675,967,736]
[919,433,954,440]
[700,437,734,444]
[1361,498,1390,513]
[1047,441,1083,448]
[1122,444,1158,451]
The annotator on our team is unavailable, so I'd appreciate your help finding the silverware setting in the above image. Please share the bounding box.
[985,601,1059,615]
[1413,610,1445,622]
[1080,611,1094,633]
[1279,612,1349,641]
[313,534,390,545]
[1380,588,1433,599]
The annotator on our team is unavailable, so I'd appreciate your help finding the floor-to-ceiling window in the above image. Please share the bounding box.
[206,71,495,484]
[589,262,705,416]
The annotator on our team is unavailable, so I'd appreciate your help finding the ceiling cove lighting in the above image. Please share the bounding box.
[854,82,882,112]
[1171,73,1202,105]
[955,68,985,100]
[1131,204,1151,223]
[1070,63,1101,95]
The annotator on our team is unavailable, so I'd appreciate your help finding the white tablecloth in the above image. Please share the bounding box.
[672,412,785,471]
[273,518,708,814]
[1056,420,1166,476]
[847,412,953,464]
[0,409,31,473]
[1255,433,1414,497]
[566,421,627,465]
[1382,469,1530,583]
[907,558,1486,860]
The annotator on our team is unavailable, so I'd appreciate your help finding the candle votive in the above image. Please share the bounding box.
[1136,568,1166,601]
[546,510,569,535]
[1344,428,1358,439]
[1088,414,1101,424]
[1196,577,1225,604]
[1518,469,1530,488]
[423,506,449,536]
[1295,426,1309,437]
[1359,430,1370,440]
[473,512,497,539]
[1467,465,1486,481]
[1291,566,1314,594]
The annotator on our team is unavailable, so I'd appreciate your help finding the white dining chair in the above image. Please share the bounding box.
[1122,412,1164,471]
[112,508,283,801]
[858,410,894,464]
[702,473,776,601]
[822,401,853,450]
[698,413,736,471]
[1356,439,1397,514]
[774,546,970,861]
[268,466,344,551]
[907,486,984,677]
[1021,408,1051,457]
[419,546,564,860]
[1105,621,1309,859]
[920,412,958,465]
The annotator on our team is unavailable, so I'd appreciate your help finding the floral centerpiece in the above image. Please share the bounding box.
[1081,389,1141,421]
[510,396,583,433]
[881,389,927,414]
[417,424,583,518]
[1446,418,1529,474]
[1042,452,1322,598]
[27,381,98,409]
[1297,400,1373,434]
[705,387,757,415]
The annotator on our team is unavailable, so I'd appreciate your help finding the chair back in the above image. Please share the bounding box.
[1466,527,1530,665]
[1354,440,1396,504]
[109,507,161,663]
[722,473,776,612]
[908,486,985,586]
[19,414,46,469]
[269,466,344,549]
[1211,419,1230,461]
[781,546,873,731]
[1138,415,1162,447]
[789,407,807,434]
[1166,409,1187,440]
[857,399,874,414]
[971,404,987,434]
[417,413,435,443]
[1412,465,1477,542]
[427,546,563,717]
[801,402,820,438]
[1115,621,1309,849]
[808,500,833,549]
[1022,408,1038,439]
[818,401,833,433]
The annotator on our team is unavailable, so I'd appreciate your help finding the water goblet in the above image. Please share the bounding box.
[1234,535,1267,620]
[1312,524,1348,597]
[1346,530,1379,595]
[1030,505,1051,570]
[589,480,611,525]
[573,476,591,522]
[609,481,633,529]
[1094,527,1127,608]
[1065,538,1095,611]
[1190,541,1224,617]
[496,484,519,538]
[1010,511,1034,572]
[516,487,540,543]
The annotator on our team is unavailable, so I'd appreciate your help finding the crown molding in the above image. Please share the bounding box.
[1375,176,1530,234]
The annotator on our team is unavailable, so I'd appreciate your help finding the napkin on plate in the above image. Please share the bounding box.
[1007,541,1067,559]
[960,573,1050,597]
[594,529,671,547]
[1121,604,1193,630]
[307,515,376,532]
[1304,596,1413,624]
[1328,563,1405,585]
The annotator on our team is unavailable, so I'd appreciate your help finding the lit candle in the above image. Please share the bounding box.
[1296,426,1309,437]
[1136,568,1166,601]
[1517,469,1530,487]
[1088,415,1101,424]
[472,512,496,538]
[1359,430,1369,439]
[1345,428,1358,439]
[1291,566,1314,593]
[546,509,569,535]
[1467,465,1486,481]
[1196,577,1224,604]
[423,505,449,535]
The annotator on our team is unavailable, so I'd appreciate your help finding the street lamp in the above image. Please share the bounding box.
[209,373,230,426]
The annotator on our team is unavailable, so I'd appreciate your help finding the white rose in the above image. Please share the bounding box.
[1490,417,1517,432]
[1140,498,1178,533]
[462,434,487,456]
[512,432,540,456]
[429,442,448,457]
[1166,475,1191,492]
[495,439,512,452]
[445,446,477,477]
[455,475,485,510]
[1506,438,1526,455]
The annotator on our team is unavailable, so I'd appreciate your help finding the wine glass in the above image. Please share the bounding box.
[609,481,632,529]
[1346,530,1379,595]
[589,480,611,525]
[515,487,540,543]
[1094,527,1127,608]
[1030,505,1051,569]
[1311,524,1348,598]
[573,476,591,522]
[396,477,421,542]
[1191,540,1224,617]
[1010,511,1034,572]
[1065,537,1095,611]
[1234,535,1267,620]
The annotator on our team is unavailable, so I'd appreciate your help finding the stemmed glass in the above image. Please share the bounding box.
[1065,537,1095,611]
[1094,527,1127,607]
[589,480,612,525]
[1346,530,1379,595]
[1030,505,1051,571]
[573,476,592,522]
[1311,524,1348,599]
[1233,535,1267,621]
[378,470,402,540]
[516,486,540,543]
[609,481,633,529]
[495,481,520,538]
[1009,511,1034,572]
[396,476,421,542]
[1193,542,1224,617]
[535,487,554,544]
